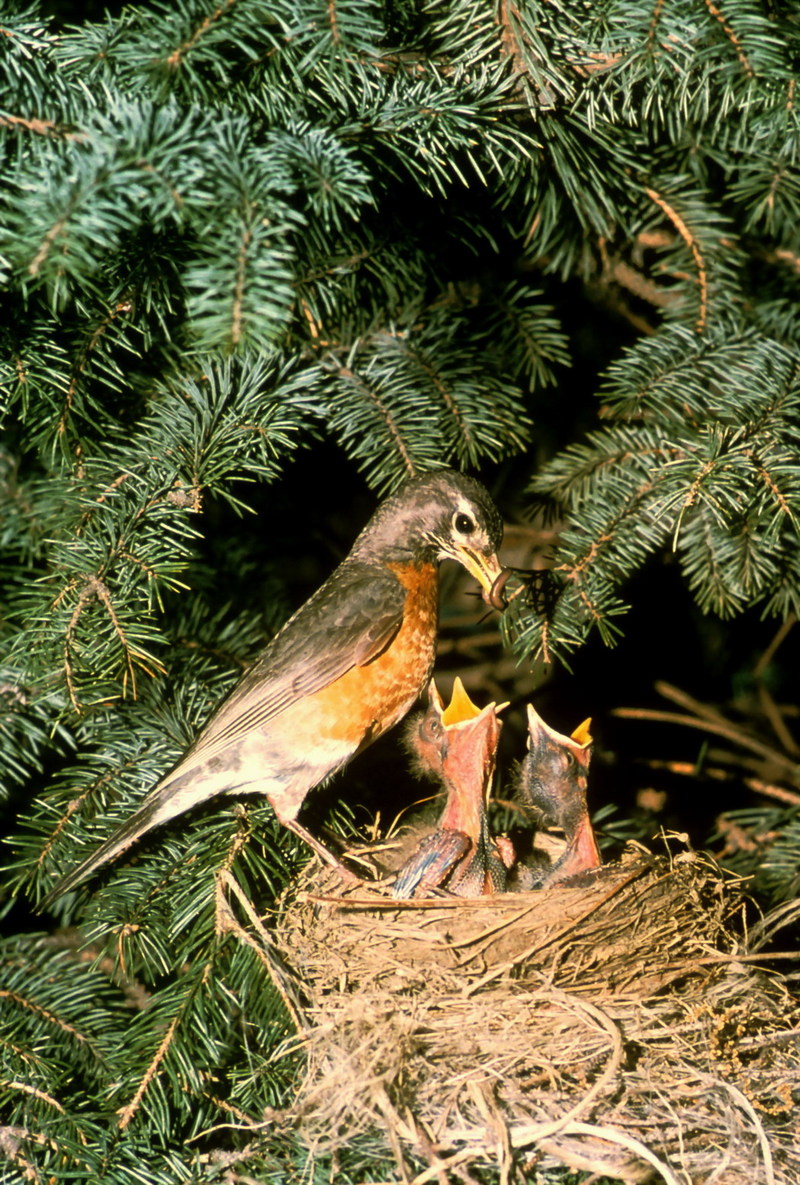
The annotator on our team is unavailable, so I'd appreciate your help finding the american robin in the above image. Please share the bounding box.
[392,678,512,898]
[516,706,601,885]
[39,469,505,908]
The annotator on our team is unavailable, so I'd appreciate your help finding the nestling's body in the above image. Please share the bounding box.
[392,678,512,898]
[40,470,505,908]
[516,706,602,886]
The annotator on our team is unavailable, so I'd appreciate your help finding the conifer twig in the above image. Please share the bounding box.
[165,0,238,69]
[117,1014,180,1130]
[644,187,709,332]
[703,0,755,79]
[0,991,95,1051]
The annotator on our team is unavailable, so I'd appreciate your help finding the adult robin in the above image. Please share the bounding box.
[392,678,513,898]
[39,469,506,908]
[516,706,602,885]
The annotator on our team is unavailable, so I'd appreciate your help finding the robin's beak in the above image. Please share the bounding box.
[450,545,505,607]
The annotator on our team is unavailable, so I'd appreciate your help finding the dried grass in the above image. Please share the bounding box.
[268,845,800,1183]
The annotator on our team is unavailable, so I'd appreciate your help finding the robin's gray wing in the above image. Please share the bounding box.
[392,830,471,898]
[170,561,408,774]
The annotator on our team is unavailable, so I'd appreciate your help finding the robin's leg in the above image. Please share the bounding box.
[283,818,361,884]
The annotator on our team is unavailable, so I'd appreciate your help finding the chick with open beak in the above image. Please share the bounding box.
[392,678,512,898]
[517,706,602,886]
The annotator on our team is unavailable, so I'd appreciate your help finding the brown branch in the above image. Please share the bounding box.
[0,991,94,1049]
[647,0,666,54]
[93,471,132,507]
[680,456,715,511]
[539,616,551,665]
[397,337,476,456]
[745,451,792,515]
[642,758,800,806]
[327,0,339,44]
[655,680,739,727]
[63,575,165,710]
[658,676,799,759]
[300,247,371,286]
[611,260,676,309]
[0,113,83,140]
[703,0,755,78]
[37,752,141,871]
[756,681,800,758]
[497,0,526,75]
[28,216,68,278]
[117,1014,180,1130]
[769,247,800,274]
[570,52,622,78]
[37,793,95,870]
[612,706,800,783]
[92,577,165,696]
[165,0,238,70]
[60,297,134,439]
[333,362,417,478]
[575,585,603,625]
[1,1080,65,1114]
[644,186,709,332]
[753,614,796,679]
[64,580,99,711]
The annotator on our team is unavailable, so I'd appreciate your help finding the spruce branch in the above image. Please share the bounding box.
[644,185,710,333]
[703,0,756,79]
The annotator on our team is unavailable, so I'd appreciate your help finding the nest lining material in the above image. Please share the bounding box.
[266,844,800,1184]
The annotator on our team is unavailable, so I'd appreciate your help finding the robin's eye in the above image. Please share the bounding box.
[453,512,476,535]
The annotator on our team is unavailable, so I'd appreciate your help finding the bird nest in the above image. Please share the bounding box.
[262,843,800,1184]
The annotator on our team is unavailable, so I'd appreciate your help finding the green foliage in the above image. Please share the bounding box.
[1,0,799,1180]
[518,325,800,668]
[713,804,800,903]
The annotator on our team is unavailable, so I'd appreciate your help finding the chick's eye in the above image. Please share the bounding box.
[454,512,475,535]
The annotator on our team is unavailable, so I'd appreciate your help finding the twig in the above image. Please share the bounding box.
[644,187,708,332]
[612,707,800,782]
[703,0,755,78]
[463,866,649,995]
[695,1073,774,1184]
[215,869,309,1033]
[641,758,800,806]
[117,1014,180,1130]
[165,0,238,69]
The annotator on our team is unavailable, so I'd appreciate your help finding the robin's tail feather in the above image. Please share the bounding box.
[37,769,218,911]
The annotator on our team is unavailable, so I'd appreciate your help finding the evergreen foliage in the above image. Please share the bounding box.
[1,0,799,1180]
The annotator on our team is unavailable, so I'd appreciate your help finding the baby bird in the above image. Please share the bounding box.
[516,705,601,886]
[392,678,512,898]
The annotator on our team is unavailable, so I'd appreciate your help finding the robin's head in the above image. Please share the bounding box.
[355,469,505,604]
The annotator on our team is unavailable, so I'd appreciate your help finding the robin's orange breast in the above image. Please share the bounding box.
[260,562,440,823]
[262,559,436,750]
[306,560,439,747]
